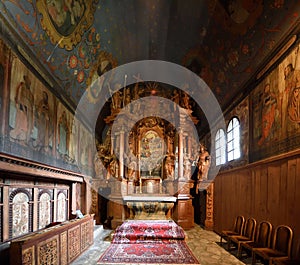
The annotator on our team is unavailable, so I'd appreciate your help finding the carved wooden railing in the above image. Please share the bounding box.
[9,214,94,265]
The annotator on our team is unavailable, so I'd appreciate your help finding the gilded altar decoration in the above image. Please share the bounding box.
[36,0,99,51]
[86,51,118,103]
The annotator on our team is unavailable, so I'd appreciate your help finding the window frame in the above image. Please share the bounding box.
[215,128,226,166]
[227,117,241,162]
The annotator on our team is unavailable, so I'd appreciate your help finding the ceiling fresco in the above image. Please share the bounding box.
[0,0,300,120]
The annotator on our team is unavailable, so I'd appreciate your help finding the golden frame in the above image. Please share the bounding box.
[36,0,98,51]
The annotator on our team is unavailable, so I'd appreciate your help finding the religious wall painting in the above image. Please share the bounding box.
[0,39,8,127]
[182,47,214,89]
[251,43,300,160]
[209,0,263,35]
[8,55,54,153]
[0,64,3,118]
[36,0,99,51]
[78,124,93,174]
[9,58,36,145]
[57,104,70,158]
[140,130,165,177]
[69,117,79,164]
[32,90,54,154]
[86,51,118,104]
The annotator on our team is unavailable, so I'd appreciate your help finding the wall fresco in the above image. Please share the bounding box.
[0,38,93,176]
[251,43,300,161]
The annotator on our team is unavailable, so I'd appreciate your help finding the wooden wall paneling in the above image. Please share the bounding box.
[214,152,300,257]
[225,174,235,229]
[279,161,288,224]
[259,167,268,220]
[236,172,244,220]
[286,159,296,226]
[293,157,300,258]
[267,163,281,223]
[244,169,253,218]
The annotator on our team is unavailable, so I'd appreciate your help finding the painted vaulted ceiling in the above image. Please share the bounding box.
[0,0,300,133]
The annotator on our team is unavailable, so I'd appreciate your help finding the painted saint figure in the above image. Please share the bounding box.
[10,75,34,143]
[288,87,300,123]
[258,83,277,146]
[33,91,51,152]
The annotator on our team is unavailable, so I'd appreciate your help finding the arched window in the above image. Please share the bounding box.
[215,129,226,165]
[227,117,240,161]
[215,129,226,166]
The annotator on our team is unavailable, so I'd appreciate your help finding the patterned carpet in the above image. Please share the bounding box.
[97,220,199,264]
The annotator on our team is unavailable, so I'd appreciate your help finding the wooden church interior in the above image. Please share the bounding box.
[0,0,300,264]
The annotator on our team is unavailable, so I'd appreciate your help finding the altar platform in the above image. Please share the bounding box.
[123,194,177,202]
[123,194,177,220]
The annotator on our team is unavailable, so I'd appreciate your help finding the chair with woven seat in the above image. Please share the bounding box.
[220,215,245,245]
[239,220,272,259]
[227,217,257,253]
[252,224,293,265]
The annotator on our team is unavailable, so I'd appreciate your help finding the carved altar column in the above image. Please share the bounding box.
[178,127,184,179]
[174,127,194,229]
[119,129,125,178]
[111,134,115,155]
[186,134,191,158]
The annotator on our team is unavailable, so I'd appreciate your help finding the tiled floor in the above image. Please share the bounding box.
[71,224,263,265]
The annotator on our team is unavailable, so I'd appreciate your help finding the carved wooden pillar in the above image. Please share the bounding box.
[187,135,192,159]
[205,182,214,230]
[111,134,115,155]
[178,127,184,179]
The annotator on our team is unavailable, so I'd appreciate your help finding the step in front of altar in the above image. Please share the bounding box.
[112,220,185,244]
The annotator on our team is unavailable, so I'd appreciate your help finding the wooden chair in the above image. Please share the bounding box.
[273,238,300,265]
[227,217,257,253]
[239,220,272,259]
[220,215,245,244]
[252,225,293,265]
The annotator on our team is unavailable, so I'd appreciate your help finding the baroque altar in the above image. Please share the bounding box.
[93,82,211,229]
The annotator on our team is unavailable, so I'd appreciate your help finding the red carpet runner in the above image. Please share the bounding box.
[98,220,199,264]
